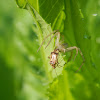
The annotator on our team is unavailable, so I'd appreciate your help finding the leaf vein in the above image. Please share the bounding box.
[39,0,47,8]
[45,0,59,20]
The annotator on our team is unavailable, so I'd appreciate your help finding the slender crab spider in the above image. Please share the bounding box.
[37,30,85,71]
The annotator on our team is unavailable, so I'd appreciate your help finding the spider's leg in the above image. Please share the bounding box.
[59,54,66,64]
[55,32,67,52]
[78,48,85,62]
[66,46,78,61]
[55,32,60,47]
[45,31,60,49]
[37,30,58,52]
[58,65,63,68]
[67,51,73,63]
[48,55,50,59]
[57,59,66,68]
[73,47,78,61]
[76,48,85,72]
[55,61,61,68]
[66,46,85,71]
[55,52,66,68]
[57,60,64,68]
[45,32,57,49]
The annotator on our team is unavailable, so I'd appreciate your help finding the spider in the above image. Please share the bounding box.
[37,30,85,71]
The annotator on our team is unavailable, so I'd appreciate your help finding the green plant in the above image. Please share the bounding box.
[15,0,100,100]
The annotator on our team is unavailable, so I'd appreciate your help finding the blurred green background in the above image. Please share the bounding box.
[0,0,100,100]
[0,0,47,100]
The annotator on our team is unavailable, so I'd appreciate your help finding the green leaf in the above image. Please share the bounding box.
[16,0,64,24]
[15,0,100,100]
[15,0,27,8]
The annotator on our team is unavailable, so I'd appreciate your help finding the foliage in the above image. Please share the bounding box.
[0,0,100,100]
